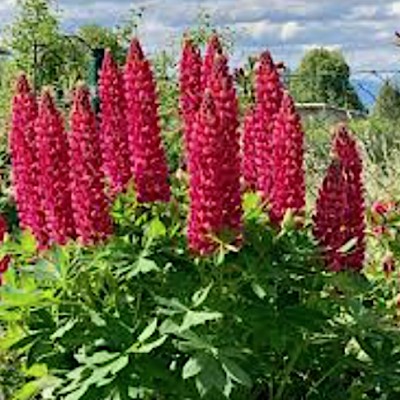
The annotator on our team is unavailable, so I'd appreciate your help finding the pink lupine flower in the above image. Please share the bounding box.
[188,92,224,254]
[270,92,305,224]
[69,86,112,244]
[35,90,75,245]
[333,125,365,270]
[382,252,395,279]
[242,107,258,190]
[124,38,170,203]
[179,37,202,153]
[313,125,365,272]
[201,34,223,92]
[10,75,48,247]
[253,51,283,199]
[99,49,132,194]
[207,54,242,235]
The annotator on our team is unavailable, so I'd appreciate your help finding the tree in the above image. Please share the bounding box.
[290,48,364,111]
[372,80,400,121]
[4,0,66,91]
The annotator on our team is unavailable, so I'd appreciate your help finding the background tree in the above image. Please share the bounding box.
[289,48,364,111]
[4,0,65,91]
[372,80,400,121]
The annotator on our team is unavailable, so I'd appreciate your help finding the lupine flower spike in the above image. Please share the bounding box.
[179,37,202,155]
[35,90,75,245]
[270,92,305,224]
[313,125,365,271]
[69,86,112,244]
[99,49,132,194]
[10,75,48,247]
[124,38,170,203]
[253,51,283,199]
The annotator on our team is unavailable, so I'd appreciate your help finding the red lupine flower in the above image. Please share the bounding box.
[333,125,365,270]
[242,107,258,190]
[188,92,224,254]
[201,34,223,92]
[313,161,349,271]
[253,51,283,199]
[0,215,10,285]
[99,49,132,194]
[69,86,112,244]
[124,38,170,203]
[207,54,242,235]
[313,125,365,272]
[179,37,202,154]
[35,91,75,245]
[270,92,305,224]
[383,252,395,279]
[10,75,48,248]
[371,200,396,217]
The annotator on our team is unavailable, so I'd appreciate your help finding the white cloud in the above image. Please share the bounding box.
[0,0,398,71]
[280,21,302,41]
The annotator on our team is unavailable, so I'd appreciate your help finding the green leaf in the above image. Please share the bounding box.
[146,218,167,238]
[63,384,89,400]
[129,258,159,278]
[220,356,252,387]
[180,311,222,332]
[76,351,118,366]
[192,283,213,308]
[51,319,77,340]
[138,318,158,343]
[12,380,41,400]
[108,355,129,375]
[129,336,167,354]
[194,355,227,397]
[20,230,37,254]
[182,356,203,379]
[251,282,267,299]
[338,237,358,254]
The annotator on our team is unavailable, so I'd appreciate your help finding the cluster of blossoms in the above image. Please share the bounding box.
[10,38,170,247]
[313,125,366,271]
[183,36,242,254]
[10,33,368,273]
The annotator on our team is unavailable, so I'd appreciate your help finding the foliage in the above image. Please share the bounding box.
[289,48,364,111]
[372,80,400,122]
[0,193,400,400]
[4,0,65,90]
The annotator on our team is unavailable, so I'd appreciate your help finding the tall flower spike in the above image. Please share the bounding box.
[179,37,202,154]
[10,75,48,247]
[69,86,112,244]
[333,124,366,270]
[253,51,283,200]
[99,49,132,194]
[124,38,170,203]
[188,92,223,254]
[35,90,75,245]
[242,107,258,190]
[201,34,223,91]
[208,54,242,235]
[270,92,305,224]
[313,125,365,271]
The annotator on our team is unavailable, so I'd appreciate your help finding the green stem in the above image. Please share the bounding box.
[275,342,304,400]
[305,361,342,399]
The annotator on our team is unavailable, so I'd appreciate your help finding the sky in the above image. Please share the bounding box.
[0,0,399,74]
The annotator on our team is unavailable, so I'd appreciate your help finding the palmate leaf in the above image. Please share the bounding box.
[180,310,222,332]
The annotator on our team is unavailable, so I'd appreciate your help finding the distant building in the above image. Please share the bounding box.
[296,102,367,124]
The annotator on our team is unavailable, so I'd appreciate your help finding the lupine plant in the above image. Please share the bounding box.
[1,34,400,400]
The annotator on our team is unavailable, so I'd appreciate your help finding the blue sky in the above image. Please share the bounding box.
[1,0,400,73]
